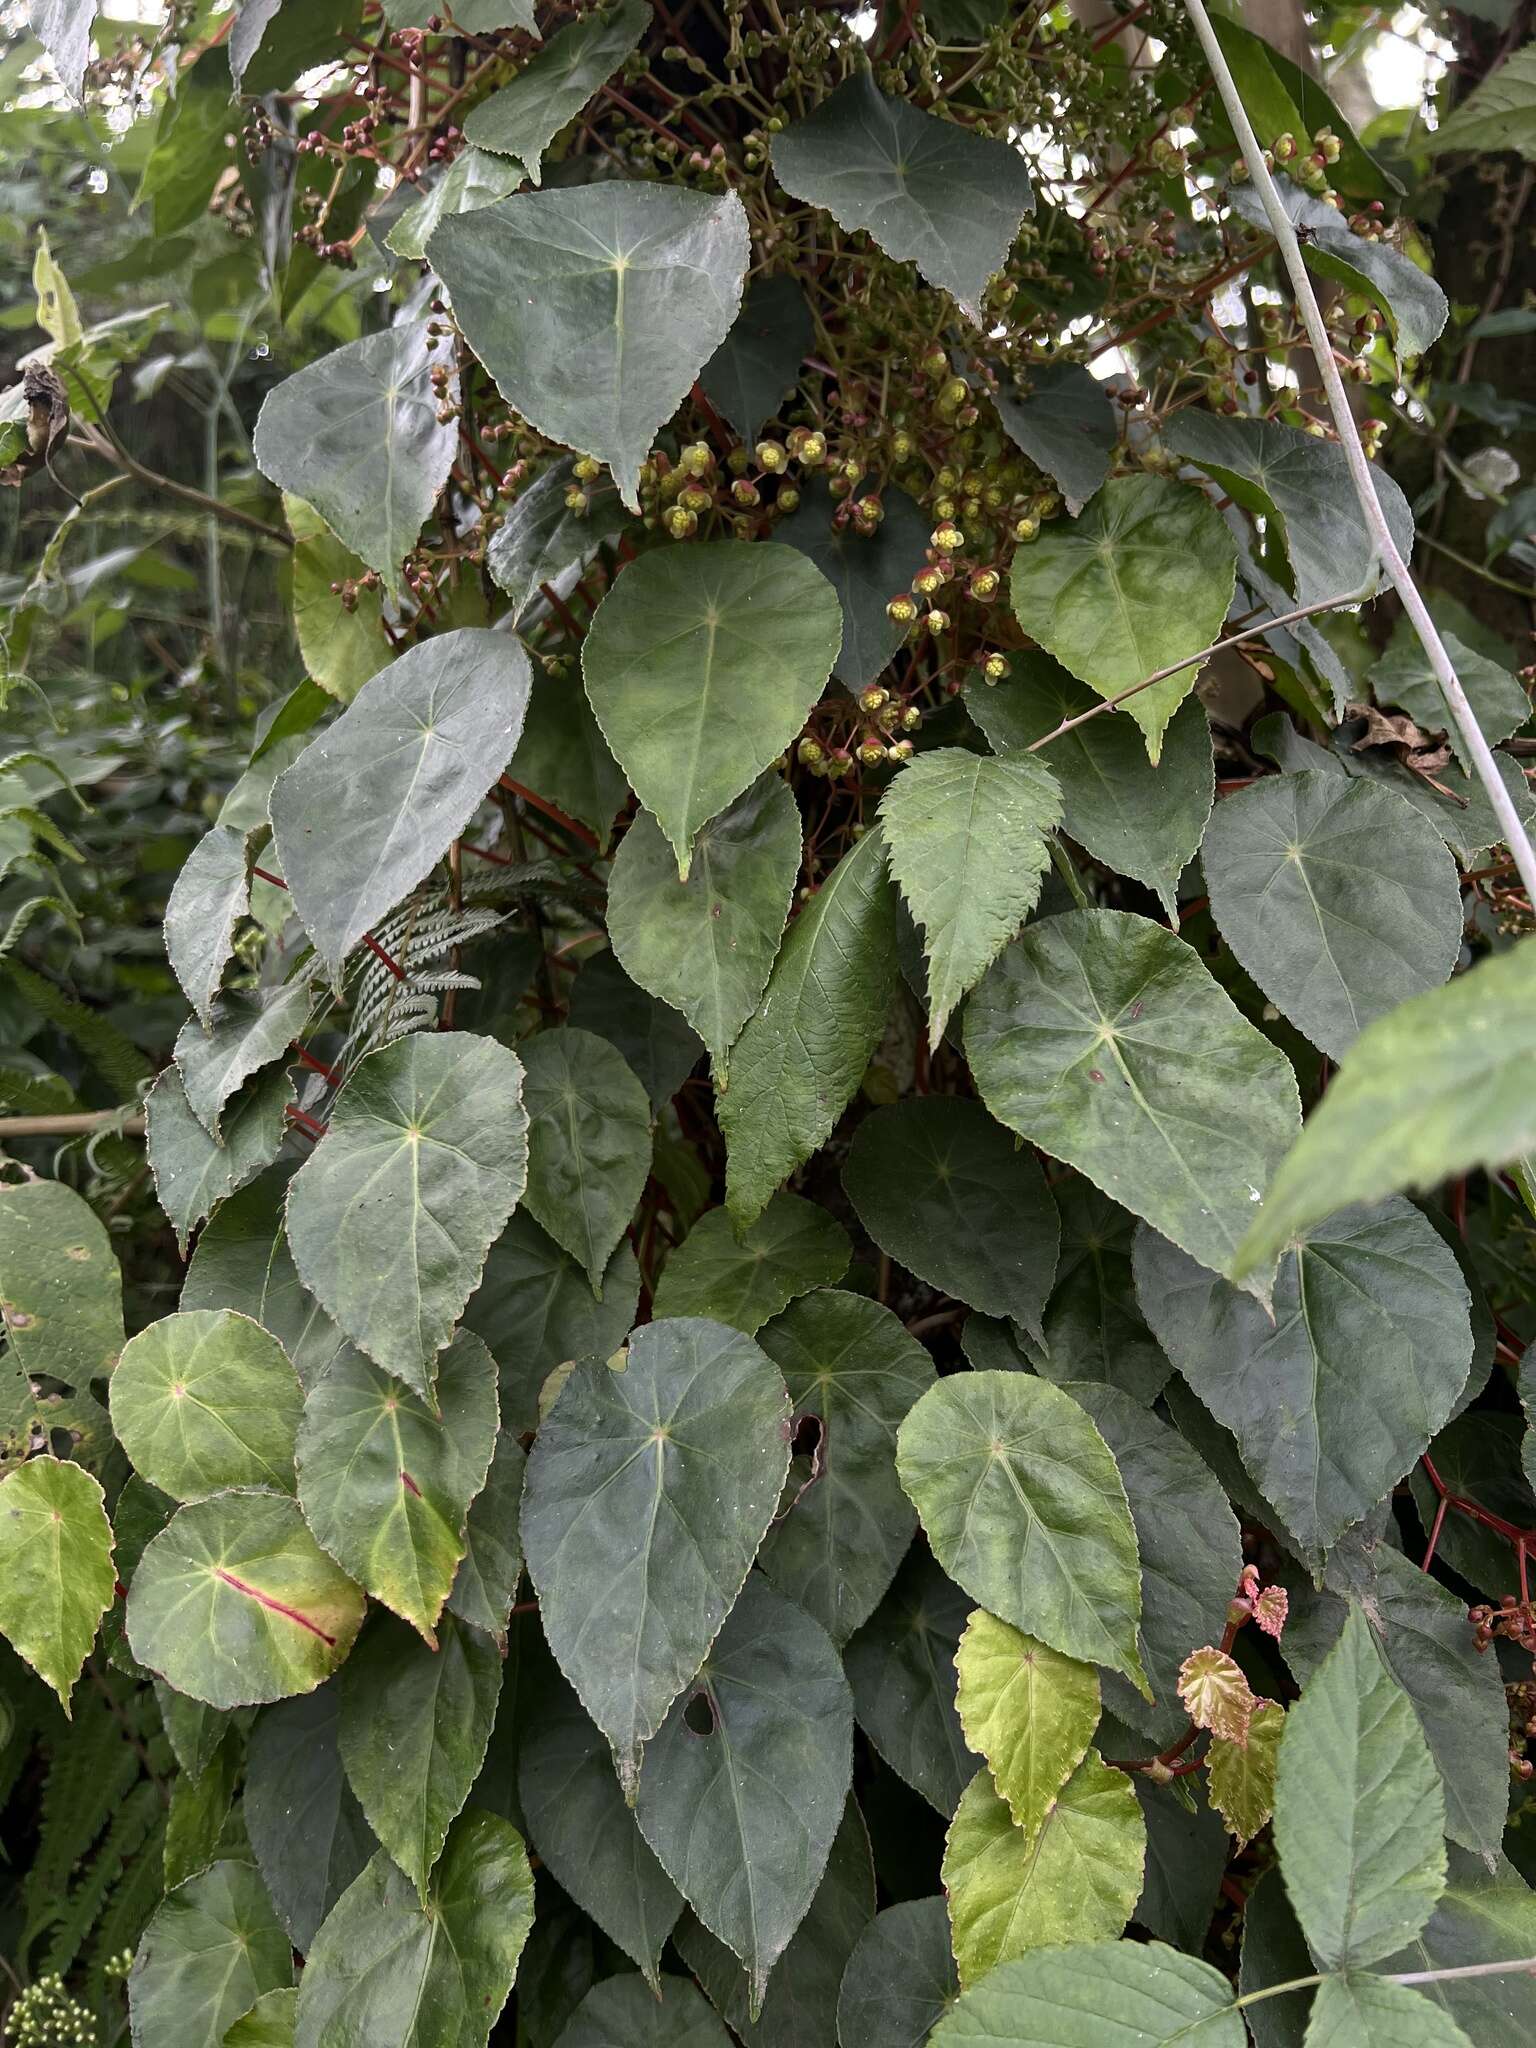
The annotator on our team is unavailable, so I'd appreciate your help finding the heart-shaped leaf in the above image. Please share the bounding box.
[954,1608,1100,1839]
[175,983,313,1139]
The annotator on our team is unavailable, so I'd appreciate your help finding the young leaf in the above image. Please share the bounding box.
[942,1757,1145,1986]
[146,1063,294,1255]
[252,324,458,597]
[0,1457,115,1711]
[881,747,1062,1048]
[719,825,897,1230]
[967,657,1213,922]
[582,541,839,878]
[1303,1974,1474,2048]
[769,71,1033,322]
[285,1033,528,1400]
[775,479,933,689]
[175,982,313,1138]
[181,1166,347,1392]
[965,911,1300,1294]
[518,1026,651,1291]
[129,1860,294,2048]
[1208,1697,1284,1847]
[164,824,249,1026]
[1008,477,1237,761]
[755,1288,935,1643]
[337,1612,502,1898]
[292,1810,535,2048]
[837,1897,960,2048]
[698,274,814,444]
[843,1547,977,1816]
[1234,940,1536,1275]
[554,1976,733,2048]
[842,1097,1060,1342]
[429,184,750,510]
[383,147,522,263]
[954,1609,1100,1839]
[245,1685,377,1952]
[1138,1200,1472,1567]
[110,1309,303,1502]
[928,1942,1246,2048]
[126,1490,366,1709]
[269,628,531,981]
[1202,774,1462,1060]
[1274,1605,1446,1969]
[634,1574,853,2012]
[294,1330,498,1642]
[521,1317,791,1790]
[896,1370,1146,1690]
[652,1195,850,1334]
[606,773,802,1076]
[461,0,649,182]
[1177,1647,1256,1746]
[0,1173,124,1382]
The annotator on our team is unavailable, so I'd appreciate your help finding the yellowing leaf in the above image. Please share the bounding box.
[1208,1697,1283,1846]
[953,1609,1099,1839]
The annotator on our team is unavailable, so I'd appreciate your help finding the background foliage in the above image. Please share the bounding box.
[2,0,1536,2042]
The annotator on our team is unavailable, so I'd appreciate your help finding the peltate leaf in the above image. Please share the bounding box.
[129,1860,293,2048]
[111,1309,303,1502]
[0,1456,114,1710]
[652,1195,850,1334]
[954,1608,1100,1839]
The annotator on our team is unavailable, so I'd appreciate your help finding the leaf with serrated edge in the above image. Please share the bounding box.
[111,1309,303,1502]
[285,1033,527,1400]
[181,1166,347,1393]
[942,1757,1144,1986]
[0,1174,124,1383]
[445,1429,524,1640]
[1178,1646,1256,1746]
[0,1457,114,1710]
[583,541,839,878]
[652,1194,850,1335]
[462,0,648,182]
[522,1316,790,1789]
[222,1988,298,2048]
[955,1608,1099,1839]
[269,629,531,981]
[1306,1972,1474,2047]
[245,1685,376,1953]
[965,910,1300,1296]
[429,184,749,511]
[128,1860,294,2048]
[175,983,313,1140]
[165,825,249,1027]
[518,1025,651,1290]
[837,1896,959,2048]
[1209,1697,1283,1847]
[295,1329,497,1642]
[928,1941,1246,2048]
[896,1370,1147,1690]
[881,747,1061,1049]
[555,1976,732,2048]
[147,1063,294,1256]
[126,1490,365,1709]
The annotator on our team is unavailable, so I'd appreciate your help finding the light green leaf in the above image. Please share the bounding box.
[519,1025,650,1289]
[252,324,458,597]
[223,1989,298,2048]
[843,1098,1060,1341]
[583,540,839,878]
[446,1429,524,1640]
[844,1547,976,1816]
[1274,1605,1446,1969]
[896,1370,1146,1689]
[147,1063,294,1256]
[634,1573,853,2010]
[129,1861,294,2048]
[955,1608,1100,1839]
[881,747,1062,1049]
[769,70,1033,321]
[942,1757,1145,1986]
[521,1317,790,1788]
[988,363,1116,516]
[756,1289,935,1642]
[553,1976,732,2048]
[775,480,933,690]
[175,982,313,1138]
[720,825,897,1230]
[269,628,531,981]
[837,1896,960,2048]
[1008,477,1237,761]
[485,459,629,622]
[965,910,1300,1293]
[284,495,391,707]
[246,1684,376,1952]
[968,656,1213,923]
[181,1166,347,1393]
[1138,1199,1470,1567]
[1304,1974,1473,2048]
[928,1941,1246,2048]
[338,1611,501,1897]
[1428,42,1536,159]
[295,1329,498,1641]
[653,1195,850,1334]
[0,1457,114,1710]
[1208,1697,1284,1847]
[111,1309,303,1502]
[292,1809,534,2048]
[1202,773,1462,1060]
[698,274,814,444]
[165,825,250,1026]
[430,184,749,510]
[126,1490,365,1709]
[1163,412,1414,610]
[1207,13,1392,200]
[1233,940,1536,1276]
[1369,624,1530,767]
[383,0,535,24]
[462,0,648,182]
[607,773,801,1076]
[384,148,522,263]
[0,1173,123,1382]
[285,1033,528,1399]
[517,1652,683,1988]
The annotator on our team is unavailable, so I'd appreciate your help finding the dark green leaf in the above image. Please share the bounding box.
[1133,1778,1228,1951]
[1037,1179,1171,1406]
[245,1683,376,1952]
[567,950,703,1110]
[653,1195,850,1334]
[551,1976,731,2048]
[486,460,629,623]
[698,275,813,443]
[1369,623,1530,766]
[844,1546,976,1816]
[1380,1858,1536,2047]
[987,363,1116,516]
[837,1896,960,2048]
[223,1988,298,2048]
[446,1429,524,1640]
[508,666,628,852]
[147,1064,294,1256]
[775,480,933,690]
[181,1166,347,1393]
[462,1,648,182]
[129,1860,293,2048]
[175,983,313,1139]
[165,826,250,1027]
[519,1026,651,1290]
